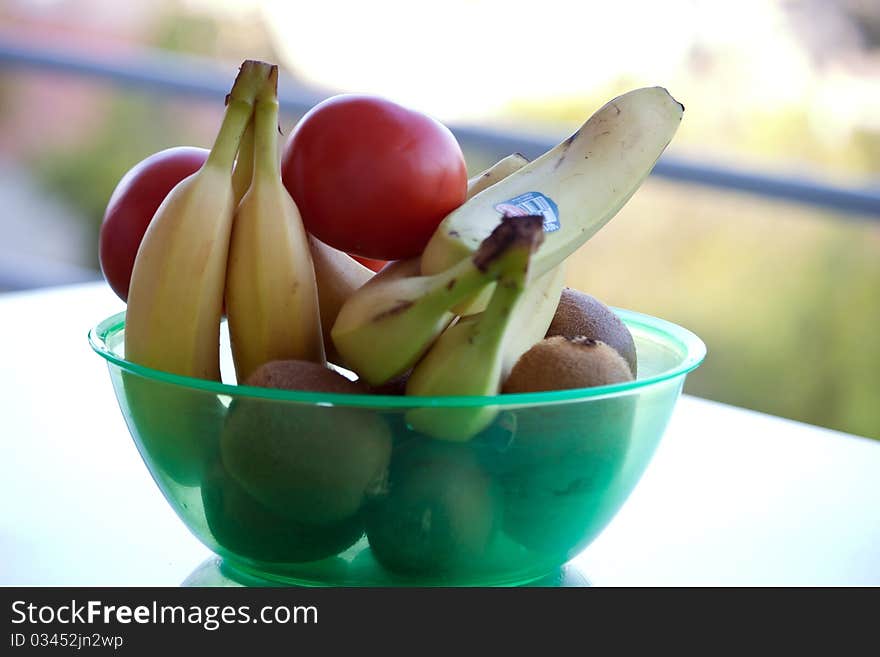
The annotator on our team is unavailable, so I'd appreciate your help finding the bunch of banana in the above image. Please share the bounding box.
[125,60,375,385]
[331,218,541,386]
[331,86,683,440]
[125,61,275,380]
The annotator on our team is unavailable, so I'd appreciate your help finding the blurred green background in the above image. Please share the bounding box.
[0,0,877,439]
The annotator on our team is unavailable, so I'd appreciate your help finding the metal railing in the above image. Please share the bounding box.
[1,37,878,292]
[3,37,878,220]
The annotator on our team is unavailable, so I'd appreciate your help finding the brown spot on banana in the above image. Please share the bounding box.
[371,300,414,322]
[553,132,579,170]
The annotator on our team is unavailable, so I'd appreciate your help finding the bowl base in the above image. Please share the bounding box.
[181,555,591,588]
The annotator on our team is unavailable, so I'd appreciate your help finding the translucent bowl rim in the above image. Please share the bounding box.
[88,308,706,409]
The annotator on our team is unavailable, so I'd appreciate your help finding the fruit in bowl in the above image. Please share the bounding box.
[90,59,704,586]
[91,307,703,585]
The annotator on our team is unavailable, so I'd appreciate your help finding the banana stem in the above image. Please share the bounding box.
[232,118,255,205]
[206,60,274,172]
[416,214,544,318]
[253,66,281,180]
[473,214,544,275]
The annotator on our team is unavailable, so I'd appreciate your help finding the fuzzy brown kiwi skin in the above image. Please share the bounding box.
[502,336,633,394]
[545,288,638,376]
[244,360,369,394]
[221,360,392,528]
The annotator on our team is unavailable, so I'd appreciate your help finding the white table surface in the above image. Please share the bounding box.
[1,282,878,586]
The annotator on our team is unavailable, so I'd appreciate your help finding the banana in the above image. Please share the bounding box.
[307,235,374,364]
[225,66,325,383]
[459,152,531,315]
[421,87,684,285]
[230,112,349,366]
[466,152,529,199]
[331,217,545,386]
[405,215,544,441]
[467,153,567,373]
[125,60,273,379]
[231,118,255,207]
[500,261,567,378]
[357,256,422,286]
[466,154,568,365]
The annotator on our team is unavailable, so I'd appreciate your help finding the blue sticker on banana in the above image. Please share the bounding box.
[494,192,560,232]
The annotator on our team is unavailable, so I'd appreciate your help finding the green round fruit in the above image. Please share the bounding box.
[365,439,500,577]
[220,398,391,526]
[497,395,635,557]
[202,459,364,564]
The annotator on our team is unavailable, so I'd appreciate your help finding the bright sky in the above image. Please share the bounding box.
[258,0,813,120]
[181,0,877,133]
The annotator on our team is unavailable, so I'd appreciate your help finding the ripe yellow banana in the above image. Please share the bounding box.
[422,87,684,283]
[225,66,325,383]
[331,218,543,386]
[466,152,529,199]
[406,215,544,441]
[307,236,374,364]
[125,60,273,379]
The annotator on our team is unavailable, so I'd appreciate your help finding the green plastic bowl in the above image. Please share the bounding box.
[89,308,704,586]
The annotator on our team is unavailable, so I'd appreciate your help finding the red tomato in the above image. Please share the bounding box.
[351,254,387,272]
[281,95,467,261]
[99,147,208,301]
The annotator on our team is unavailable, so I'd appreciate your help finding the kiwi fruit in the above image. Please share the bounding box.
[367,371,410,396]
[502,336,634,394]
[365,439,500,577]
[245,359,369,394]
[493,393,636,557]
[546,288,637,375]
[219,360,392,527]
[495,335,637,556]
[202,458,364,564]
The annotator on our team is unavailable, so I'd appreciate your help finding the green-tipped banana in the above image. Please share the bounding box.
[422,87,684,285]
[125,60,273,379]
[500,261,567,378]
[466,153,529,199]
[405,215,544,441]
[457,152,532,316]
[225,66,325,383]
[331,218,544,386]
